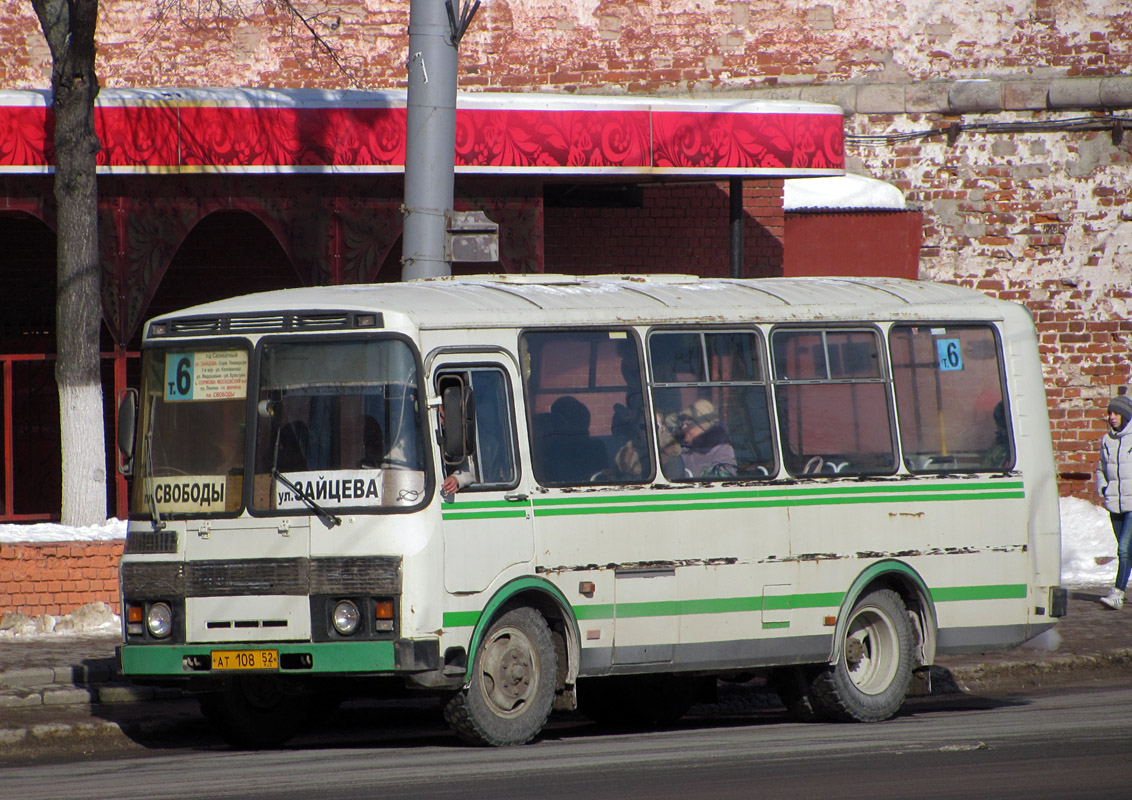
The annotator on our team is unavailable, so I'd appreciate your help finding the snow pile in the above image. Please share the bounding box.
[1059,495,1116,587]
[783,174,906,212]
[0,601,120,639]
[0,518,125,544]
[0,497,1122,639]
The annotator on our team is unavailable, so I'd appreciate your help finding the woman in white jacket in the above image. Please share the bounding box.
[1096,393,1132,609]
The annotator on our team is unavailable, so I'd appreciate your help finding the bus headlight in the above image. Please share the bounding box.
[146,602,173,639]
[332,600,361,636]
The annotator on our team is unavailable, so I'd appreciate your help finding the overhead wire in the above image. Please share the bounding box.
[845,113,1132,146]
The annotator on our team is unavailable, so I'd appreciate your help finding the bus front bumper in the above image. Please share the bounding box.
[118,638,439,678]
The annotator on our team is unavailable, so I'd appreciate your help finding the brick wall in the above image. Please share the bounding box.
[544,181,784,278]
[840,114,1132,496]
[0,541,122,617]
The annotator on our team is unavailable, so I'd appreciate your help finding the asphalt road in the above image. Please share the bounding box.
[2,682,1130,800]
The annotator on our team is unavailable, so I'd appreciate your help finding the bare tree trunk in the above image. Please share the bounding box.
[32,0,107,524]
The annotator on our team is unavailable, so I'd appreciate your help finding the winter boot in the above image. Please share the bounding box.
[1100,588,1125,610]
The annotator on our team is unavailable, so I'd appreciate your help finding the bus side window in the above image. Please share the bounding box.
[435,367,519,490]
[520,330,651,486]
[890,324,1012,473]
[649,329,776,481]
[772,328,897,478]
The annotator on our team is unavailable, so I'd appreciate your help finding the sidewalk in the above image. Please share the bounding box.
[1,588,1130,749]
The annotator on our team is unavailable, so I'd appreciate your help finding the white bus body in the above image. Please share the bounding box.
[117,275,1064,746]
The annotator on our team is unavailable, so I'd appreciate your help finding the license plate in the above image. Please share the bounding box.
[211,649,279,671]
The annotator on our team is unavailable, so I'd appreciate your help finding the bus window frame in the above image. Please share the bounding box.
[247,330,433,518]
[645,325,778,482]
[770,323,899,478]
[888,321,1015,475]
[518,326,654,488]
[433,363,522,493]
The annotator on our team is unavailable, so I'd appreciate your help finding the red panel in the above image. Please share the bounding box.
[0,93,844,175]
[652,111,844,170]
[783,211,923,279]
[0,105,50,167]
[456,108,651,168]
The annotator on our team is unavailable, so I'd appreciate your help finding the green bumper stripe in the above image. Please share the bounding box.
[120,640,396,677]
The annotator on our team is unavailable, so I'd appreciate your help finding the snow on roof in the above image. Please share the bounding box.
[784,173,906,212]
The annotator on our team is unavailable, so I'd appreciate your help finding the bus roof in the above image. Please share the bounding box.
[147,275,1017,336]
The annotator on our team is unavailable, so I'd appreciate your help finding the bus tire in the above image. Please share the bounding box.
[443,606,558,746]
[811,589,914,722]
[210,675,311,748]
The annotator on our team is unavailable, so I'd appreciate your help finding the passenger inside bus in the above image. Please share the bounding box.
[544,396,608,483]
[674,399,737,479]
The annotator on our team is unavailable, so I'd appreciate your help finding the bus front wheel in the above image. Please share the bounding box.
[444,606,558,746]
[811,589,914,722]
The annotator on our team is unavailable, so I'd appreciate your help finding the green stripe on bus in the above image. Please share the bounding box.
[931,584,1028,602]
[533,491,1024,517]
[442,585,1021,630]
[443,610,483,627]
[442,509,528,521]
[530,480,1023,507]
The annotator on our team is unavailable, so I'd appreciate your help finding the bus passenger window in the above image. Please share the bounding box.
[772,328,896,477]
[890,325,1012,473]
[649,330,776,481]
[520,330,650,486]
[435,368,519,491]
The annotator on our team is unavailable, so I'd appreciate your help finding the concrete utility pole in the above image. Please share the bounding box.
[402,0,480,281]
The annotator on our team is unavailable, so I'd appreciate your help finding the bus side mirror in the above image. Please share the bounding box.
[441,383,476,465]
[116,388,138,477]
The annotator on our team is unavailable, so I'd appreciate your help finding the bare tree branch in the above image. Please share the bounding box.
[144,0,362,87]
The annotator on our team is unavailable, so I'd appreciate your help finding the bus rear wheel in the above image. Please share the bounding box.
[443,606,558,746]
[811,589,914,722]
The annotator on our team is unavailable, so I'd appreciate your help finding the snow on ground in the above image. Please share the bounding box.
[0,498,1121,638]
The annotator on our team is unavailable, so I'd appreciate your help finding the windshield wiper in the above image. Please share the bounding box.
[270,468,341,529]
[271,429,341,529]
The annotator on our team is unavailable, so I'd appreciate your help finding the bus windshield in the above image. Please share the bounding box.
[251,337,427,513]
[133,346,250,517]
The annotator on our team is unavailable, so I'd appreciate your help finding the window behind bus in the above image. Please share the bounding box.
[252,338,427,512]
[133,345,249,516]
[772,328,896,477]
[649,330,776,481]
[520,330,650,486]
[890,324,1012,473]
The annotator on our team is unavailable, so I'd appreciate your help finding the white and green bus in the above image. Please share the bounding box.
[116,274,1064,747]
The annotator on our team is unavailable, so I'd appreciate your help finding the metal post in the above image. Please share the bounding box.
[729,178,744,279]
[402,0,459,281]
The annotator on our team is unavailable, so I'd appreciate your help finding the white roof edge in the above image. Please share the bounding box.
[0,87,842,116]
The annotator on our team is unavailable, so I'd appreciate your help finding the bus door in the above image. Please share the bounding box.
[433,358,533,594]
